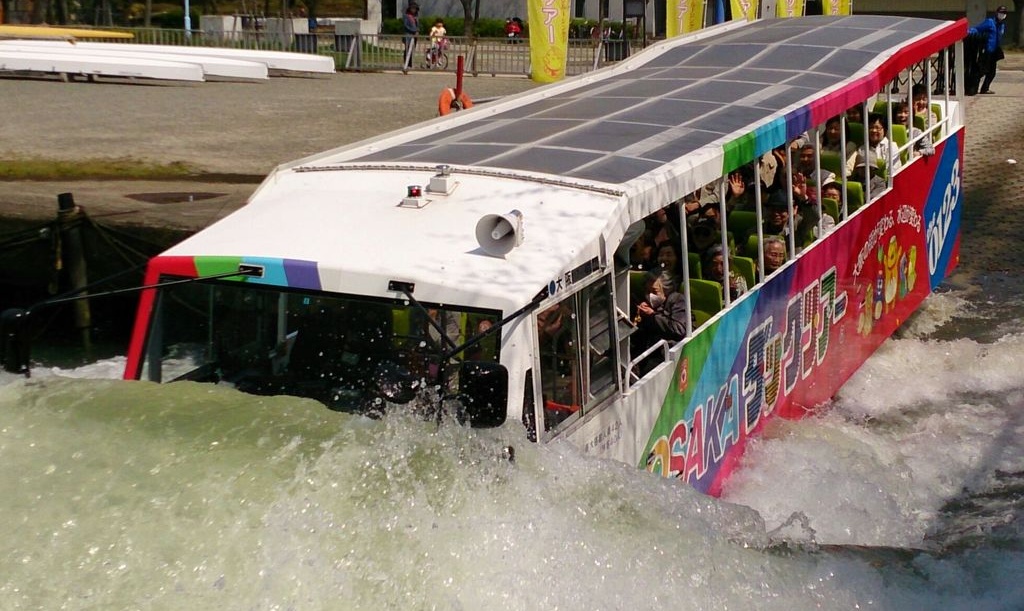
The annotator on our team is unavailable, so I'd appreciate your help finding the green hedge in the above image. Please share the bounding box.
[380,16,502,36]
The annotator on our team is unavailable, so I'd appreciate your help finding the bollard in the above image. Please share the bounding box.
[57,192,92,357]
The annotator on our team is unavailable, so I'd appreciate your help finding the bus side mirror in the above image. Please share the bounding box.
[457,361,508,427]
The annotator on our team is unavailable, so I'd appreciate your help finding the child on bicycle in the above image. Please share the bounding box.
[429,20,447,53]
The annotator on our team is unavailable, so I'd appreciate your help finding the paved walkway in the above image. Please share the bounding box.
[0,72,537,233]
[954,51,1024,296]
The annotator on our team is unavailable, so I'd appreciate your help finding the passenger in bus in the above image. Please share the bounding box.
[631,271,690,374]
[911,84,940,127]
[761,236,788,277]
[846,104,864,126]
[894,101,927,157]
[758,145,789,193]
[644,206,680,250]
[697,169,751,212]
[628,229,657,271]
[852,113,901,190]
[687,204,722,259]
[760,190,816,249]
[820,116,858,176]
[464,317,497,362]
[795,143,836,188]
[820,181,842,203]
[421,308,462,362]
[772,164,823,242]
[682,189,703,217]
[703,245,747,301]
[654,240,685,296]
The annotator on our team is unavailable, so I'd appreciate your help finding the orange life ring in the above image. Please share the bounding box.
[438,88,473,116]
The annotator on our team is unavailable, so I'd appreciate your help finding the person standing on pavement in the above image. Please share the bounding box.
[970,5,1009,95]
[402,2,420,73]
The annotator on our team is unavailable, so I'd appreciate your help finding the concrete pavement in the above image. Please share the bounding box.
[0,71,538,235]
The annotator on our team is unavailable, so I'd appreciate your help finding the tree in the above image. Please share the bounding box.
[30,0,49,23]
[457,0,476,37]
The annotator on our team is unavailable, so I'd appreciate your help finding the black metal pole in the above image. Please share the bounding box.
[57,192,92,357]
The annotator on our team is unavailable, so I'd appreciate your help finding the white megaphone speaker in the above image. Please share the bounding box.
[475,209,524,257]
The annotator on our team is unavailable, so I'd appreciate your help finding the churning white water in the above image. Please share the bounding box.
[2,289,1024,610]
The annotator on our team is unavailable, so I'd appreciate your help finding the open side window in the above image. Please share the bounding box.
[536,275,618,438]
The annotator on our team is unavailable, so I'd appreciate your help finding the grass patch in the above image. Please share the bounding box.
[0,157,200,181]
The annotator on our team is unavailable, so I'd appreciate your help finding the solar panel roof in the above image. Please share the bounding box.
[322,15,964,187]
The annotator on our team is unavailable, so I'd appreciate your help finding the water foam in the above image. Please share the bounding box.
[4,377,1024,609]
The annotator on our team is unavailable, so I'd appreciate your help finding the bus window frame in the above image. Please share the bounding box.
[535,273,620,440]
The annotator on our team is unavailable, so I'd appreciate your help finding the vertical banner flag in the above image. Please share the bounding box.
[822,0,851,15]
[668,0,706,38]
[730,0,756,21]
[528,0,571,83]
[775,0,805,17]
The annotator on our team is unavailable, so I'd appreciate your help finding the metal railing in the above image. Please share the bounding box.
[89,26,640,76]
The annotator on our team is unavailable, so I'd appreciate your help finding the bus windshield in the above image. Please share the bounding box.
[140,280,501,414]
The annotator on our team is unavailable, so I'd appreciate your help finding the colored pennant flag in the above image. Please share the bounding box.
[528,0,572,83]
[775,0,805,17]
[822,0,851,15]
[667,0,706,38]
[730,0,757,21]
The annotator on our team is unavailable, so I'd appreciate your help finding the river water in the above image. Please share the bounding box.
[4,80,1024,611]
[2,267,1024,610]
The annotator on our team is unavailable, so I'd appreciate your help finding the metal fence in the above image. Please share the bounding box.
[337,34,619,76]
[91,26,639,76]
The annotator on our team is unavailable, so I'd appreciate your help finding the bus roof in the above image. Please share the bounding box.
[160,16,966,312]
[296,15,964,215]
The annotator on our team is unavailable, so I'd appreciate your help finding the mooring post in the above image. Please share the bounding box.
[57,192,92,356]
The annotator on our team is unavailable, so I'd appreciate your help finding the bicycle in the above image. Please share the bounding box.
[423,38,450,70]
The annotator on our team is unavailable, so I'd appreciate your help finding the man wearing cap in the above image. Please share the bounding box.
[970,5,1009,95]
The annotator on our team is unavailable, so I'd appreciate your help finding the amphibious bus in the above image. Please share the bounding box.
[122,15,967,496]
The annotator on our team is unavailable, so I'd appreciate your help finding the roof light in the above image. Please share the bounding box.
[428,165,458,195]
[400,185,429,208]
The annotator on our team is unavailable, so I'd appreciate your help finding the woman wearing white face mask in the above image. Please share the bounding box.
[631,271,691,374]
[970,5,1009,95]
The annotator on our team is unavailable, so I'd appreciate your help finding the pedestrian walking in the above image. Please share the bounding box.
[969,5,1009,95]
[402,2,420,73]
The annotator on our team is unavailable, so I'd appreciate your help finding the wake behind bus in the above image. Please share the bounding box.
[116,15,966,496]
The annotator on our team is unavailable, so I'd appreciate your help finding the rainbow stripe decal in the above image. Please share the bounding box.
[149,255,323,291]
[721,18,967,174]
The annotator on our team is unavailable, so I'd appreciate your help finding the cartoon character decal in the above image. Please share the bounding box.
[883,235,901,312]
[906,246,917,293]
